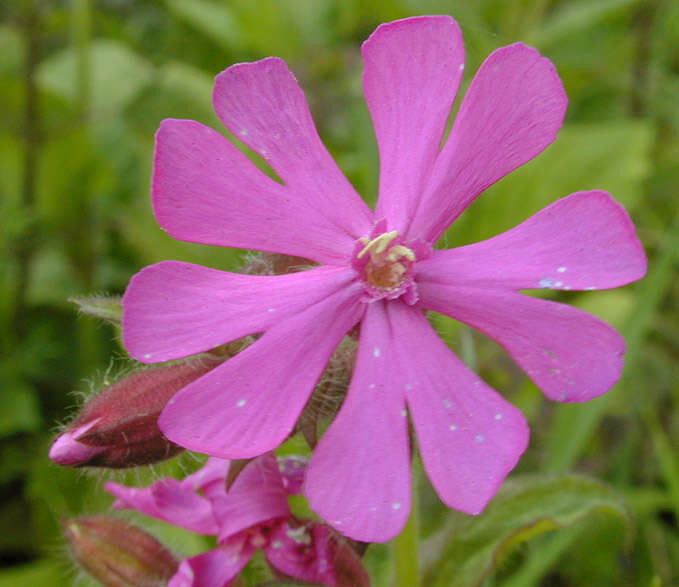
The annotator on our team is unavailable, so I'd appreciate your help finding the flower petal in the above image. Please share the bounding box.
[265,522,338,586]
[363,16,465,232]
[213,454,290,542]
[182,458,231,499]
[411,43,567,242]
[419,285,625,402]
[158,282,365,458]
[152,119,368,264]
[123,262,355,363]
[305,301,411,543]
[417,191,647,290]
[168,545,254,587]
[212,57,373,251]
[387,303,529,514]
[105,478,218,535]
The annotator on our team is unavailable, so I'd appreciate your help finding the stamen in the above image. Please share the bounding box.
[357,231,399,259]
[385,245,416,262]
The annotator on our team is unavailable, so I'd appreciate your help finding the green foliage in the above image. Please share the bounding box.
[424,474,630,587]
[2,0,679,585]
[37,40,153,119]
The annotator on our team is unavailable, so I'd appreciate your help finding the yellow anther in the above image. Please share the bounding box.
[385,245,416,262]
[357,231,399,259]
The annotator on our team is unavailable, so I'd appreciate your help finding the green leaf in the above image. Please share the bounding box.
[0,379,41,438]
[530,0,638,47]
[166,0,243,50]
[0,25,22,75]
[37,40,152,119]
[448,120,653,247]
[423,474,631,587]
[0,559,73,587]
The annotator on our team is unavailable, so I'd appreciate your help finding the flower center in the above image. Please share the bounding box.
[357,231,416,290]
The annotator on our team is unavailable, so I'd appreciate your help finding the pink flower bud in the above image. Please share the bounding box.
[50,357,221,468]
[63,516,179,586]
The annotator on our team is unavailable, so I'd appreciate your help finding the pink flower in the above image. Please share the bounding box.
[105,455,343,586]
[122,15,647,542]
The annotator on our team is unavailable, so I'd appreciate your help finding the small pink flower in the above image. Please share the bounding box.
[123,16,646,542]
[105,455,343,586]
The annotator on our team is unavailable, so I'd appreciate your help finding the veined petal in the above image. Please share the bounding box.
[158,282,365,458]
[168,545,254,587]
[213,454,289,542]
[265,522,338,586]
[181,458,231,497]
[364,16,465,232]
[105,478,218,535]
[305,301,411,543]
[417,191,647,291]
[152,119,367,264]
[388,303,529,514]
[419,285,625,402]
[213,57,373,250]
[122,262,355,363]
[411,43,567,243]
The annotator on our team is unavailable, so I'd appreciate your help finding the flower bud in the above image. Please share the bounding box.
[63,516,178,586]
[50,357,221,468]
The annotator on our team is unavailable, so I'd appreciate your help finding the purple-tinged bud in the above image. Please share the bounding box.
[328,530,371,587]
[49,420,106,465]
[50,357,222,468]
[63,515,179,586]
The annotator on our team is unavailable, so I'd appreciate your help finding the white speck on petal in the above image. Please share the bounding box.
[373,347,381,358]
[539,278,554,288]
[404,383,413,390]
[168,398,175,405]
[143,353,152,359]
[443,399,452,409]
[400,409,407,418]
[369,383,376,389]
[239,128,248,136]
[475,434,485,443]
[494,413,503,420]
[267,308,276,312]
[392,502,402,510]
[564,286,572,290]
[271,540,283,549]
[554,281,563,287]
[370,506,377,512]
[236,399,246,408]
[557,266,567,273]
[459,63,465,70]
[449,424,457,431]
[586,286,597,290]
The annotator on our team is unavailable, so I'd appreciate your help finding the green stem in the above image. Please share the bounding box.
[12,0,42,343]
[71,0,91,121]
[393,457,420,587]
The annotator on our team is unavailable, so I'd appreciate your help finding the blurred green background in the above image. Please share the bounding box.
[1,0,678,585]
